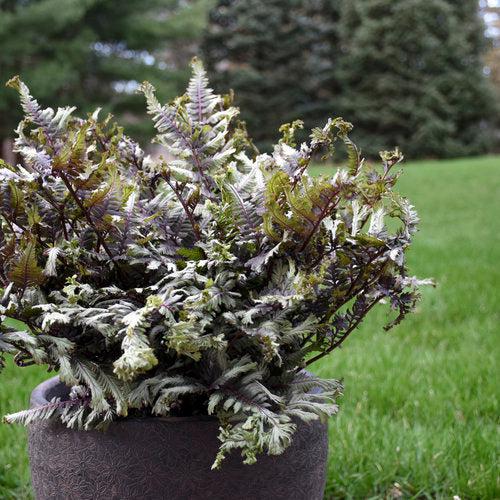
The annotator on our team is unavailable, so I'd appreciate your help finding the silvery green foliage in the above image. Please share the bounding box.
[0,60,430,466]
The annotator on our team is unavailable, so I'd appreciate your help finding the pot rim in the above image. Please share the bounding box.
[31,375,219,424]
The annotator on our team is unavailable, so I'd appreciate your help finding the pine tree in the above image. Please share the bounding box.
[0,0,212,151]
[336,0,495,159]
[203,0,341,151]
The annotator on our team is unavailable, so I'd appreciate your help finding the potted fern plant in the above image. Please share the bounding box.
[0,60,429,500]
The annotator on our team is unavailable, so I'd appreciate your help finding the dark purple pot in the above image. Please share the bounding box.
[28,376,329,500]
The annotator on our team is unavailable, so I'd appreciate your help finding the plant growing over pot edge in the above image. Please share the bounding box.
[0,60,431,468]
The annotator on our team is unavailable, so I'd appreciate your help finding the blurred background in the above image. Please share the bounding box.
[0,0,499,159]
[0,1,499,499]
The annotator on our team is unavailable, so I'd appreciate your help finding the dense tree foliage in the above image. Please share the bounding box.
[203,0,341,151]
[0,0,212,147]
[0,62,428,465]
[204,0,496,158]
[334,0,496,158]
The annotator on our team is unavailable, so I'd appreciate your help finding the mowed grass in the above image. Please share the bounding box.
[0,361,46,499]
[0,156,499,499]
[310,155,500,499]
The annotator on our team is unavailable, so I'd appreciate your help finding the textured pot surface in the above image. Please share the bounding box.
[28,376,328,500]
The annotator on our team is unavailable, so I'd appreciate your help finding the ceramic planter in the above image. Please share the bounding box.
[28,376,329,500]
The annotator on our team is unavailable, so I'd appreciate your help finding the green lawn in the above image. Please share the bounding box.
[311,155,500,499]
[1,156,499,499]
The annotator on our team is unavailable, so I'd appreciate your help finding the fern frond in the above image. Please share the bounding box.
[223,183,262,242]
[8,241,45,290]
[246,242,281,272]
[128,374,186,408]
[43,246,64,277]
[153,383,206,415]
[6,76,54,129]
[69,359,111,414]
[96,369,128,417]
[187,58,220,124]
[4,397,75,426]
[139,82,190,150]
[113,328,158,382]
[211,356,257,389]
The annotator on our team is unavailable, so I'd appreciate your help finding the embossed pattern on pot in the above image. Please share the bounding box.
[28,377,328,500]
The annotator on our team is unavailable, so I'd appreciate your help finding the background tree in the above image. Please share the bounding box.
[336,0,496,159]
[484,47,500,98]
[0,0,213,159]
[482,0,500,148]
[481,0,500,59]
[203,0,341,151]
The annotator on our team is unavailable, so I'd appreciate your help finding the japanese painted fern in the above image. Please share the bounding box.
[0,60,430,467]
